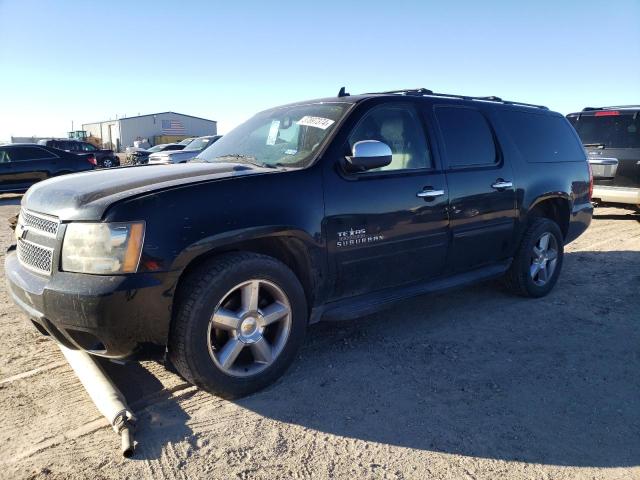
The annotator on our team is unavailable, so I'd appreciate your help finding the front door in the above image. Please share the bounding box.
[324,101,450,300]
[430,104,517,272]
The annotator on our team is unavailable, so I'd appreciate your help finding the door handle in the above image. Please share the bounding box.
[491,180,513,190]
[417,188,445,198]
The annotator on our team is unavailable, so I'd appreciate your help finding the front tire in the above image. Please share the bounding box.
[169,252,307,398]
[504,217,564,297]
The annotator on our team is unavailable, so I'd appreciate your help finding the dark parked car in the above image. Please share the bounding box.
[0,143,95,193]
[38,139,120,168]
[127,143,185,165]
[147,135,221,164]
[5,89,592,399]
[567,106,640,210]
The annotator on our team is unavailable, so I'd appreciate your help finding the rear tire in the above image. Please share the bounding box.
[504,218,564,297]
[169,252,307,398]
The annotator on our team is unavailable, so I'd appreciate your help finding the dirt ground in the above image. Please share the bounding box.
[0,194,638,480]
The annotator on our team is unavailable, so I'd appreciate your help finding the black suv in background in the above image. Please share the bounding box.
[567,106,640,210]
[6,89,592,398]
[0,143,95,193]
[38,139,120,168]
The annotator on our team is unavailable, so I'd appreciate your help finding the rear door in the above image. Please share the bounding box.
[431,104,517,272]
[567,110,640,187]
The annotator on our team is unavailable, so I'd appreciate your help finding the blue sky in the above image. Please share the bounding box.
[0,0,638,141]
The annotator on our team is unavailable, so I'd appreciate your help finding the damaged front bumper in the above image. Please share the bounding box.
[5,249,176,358]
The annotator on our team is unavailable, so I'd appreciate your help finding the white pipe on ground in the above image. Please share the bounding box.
[57,343,137,457]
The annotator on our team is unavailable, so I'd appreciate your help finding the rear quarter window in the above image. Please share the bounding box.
[501,110,585,163]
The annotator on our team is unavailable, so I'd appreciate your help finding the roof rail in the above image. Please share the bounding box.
[361,88,434,96]
[361,88,548,110]
[583,105,640,111]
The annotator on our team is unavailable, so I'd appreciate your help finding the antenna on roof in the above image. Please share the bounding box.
[337,86,350,97]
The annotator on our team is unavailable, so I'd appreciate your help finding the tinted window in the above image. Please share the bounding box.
[435,106,496,167]
[349,103,431,171]
[10,147,57,161]
[52,140,76,150]
[80,142,97,151]
[0,148,10,163]
[165,144,183,151]
[503,111,585,162]
[567,112,640,149]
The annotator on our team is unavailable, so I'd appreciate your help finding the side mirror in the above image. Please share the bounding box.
[345,140,392,172]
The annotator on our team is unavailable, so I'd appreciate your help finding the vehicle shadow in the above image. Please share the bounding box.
[593,211,640,222]
[99,358,196,461]
[235,250,640,467]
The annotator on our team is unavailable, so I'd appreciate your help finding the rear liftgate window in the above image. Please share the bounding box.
[568,112,640,149]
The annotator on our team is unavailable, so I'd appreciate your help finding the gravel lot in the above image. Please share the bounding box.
[0,195,638,480]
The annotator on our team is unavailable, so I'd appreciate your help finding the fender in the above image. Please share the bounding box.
[169,225,325,279]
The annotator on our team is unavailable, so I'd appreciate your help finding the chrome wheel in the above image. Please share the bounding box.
[207,279,292,377]
[103,159,114,168]
[530,232,558,286]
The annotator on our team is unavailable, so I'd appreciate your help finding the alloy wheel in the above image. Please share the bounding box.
[207,279,292,377]
[530,232,559,286]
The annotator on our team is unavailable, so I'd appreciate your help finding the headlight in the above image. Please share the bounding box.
[61,222,145,274]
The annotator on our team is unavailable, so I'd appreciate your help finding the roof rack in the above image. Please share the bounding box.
[582,105,640,111]
[359,88,548,110]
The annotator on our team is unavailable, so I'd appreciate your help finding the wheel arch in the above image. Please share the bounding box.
[170,227,322,323]
[527,194,571,239]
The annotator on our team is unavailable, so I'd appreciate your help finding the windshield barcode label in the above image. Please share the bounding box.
[297,116,335,130]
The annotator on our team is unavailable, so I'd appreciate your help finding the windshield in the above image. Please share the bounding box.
[568,112,640,148]
[179,138,194,145]
[196,103,350,168]
[184,137,214,151]
[148,144,166,152]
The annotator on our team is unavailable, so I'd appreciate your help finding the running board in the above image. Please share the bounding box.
[318,260,511,323]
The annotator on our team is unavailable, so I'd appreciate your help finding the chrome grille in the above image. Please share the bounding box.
[20,210,59,237]
[17,238,54,275]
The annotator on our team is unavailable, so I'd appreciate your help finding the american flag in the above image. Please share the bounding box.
[161,119,186,134]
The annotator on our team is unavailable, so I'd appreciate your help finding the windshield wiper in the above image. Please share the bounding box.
[213,154,281,169]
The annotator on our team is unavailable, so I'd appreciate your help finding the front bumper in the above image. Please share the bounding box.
[5,250,177,358]
[592,185,640,206]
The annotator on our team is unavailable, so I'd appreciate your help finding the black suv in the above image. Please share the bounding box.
[5,89,592,398]
[38,139,120,168]
[567,106,640,210]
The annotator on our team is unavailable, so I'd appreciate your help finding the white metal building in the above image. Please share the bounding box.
[82,112,217,152]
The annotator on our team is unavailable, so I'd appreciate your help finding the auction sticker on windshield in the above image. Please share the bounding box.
[297,116,335,130]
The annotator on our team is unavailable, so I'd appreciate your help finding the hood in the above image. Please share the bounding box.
[22,163,264,221]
